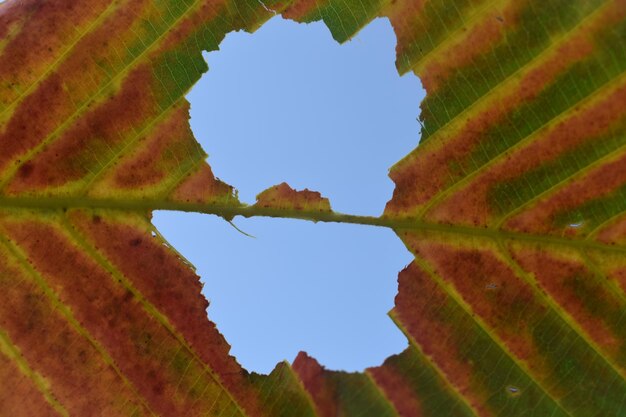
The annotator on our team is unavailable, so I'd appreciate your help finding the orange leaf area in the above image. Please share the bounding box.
[255,182,332,212]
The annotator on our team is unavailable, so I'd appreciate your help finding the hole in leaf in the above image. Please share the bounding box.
[191,16,423,216]
[154,17,422,373]
[154,214,412,374]
[506,385,521,397]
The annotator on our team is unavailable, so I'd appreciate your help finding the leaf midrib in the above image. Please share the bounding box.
[0,195,623,254]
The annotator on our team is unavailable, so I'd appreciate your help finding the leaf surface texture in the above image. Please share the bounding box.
[0,0,625,415]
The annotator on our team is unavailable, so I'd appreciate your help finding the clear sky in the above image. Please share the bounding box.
[153,16,425,374]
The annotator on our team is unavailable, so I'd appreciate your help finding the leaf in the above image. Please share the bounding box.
[0,0,624,416]
[255,183,332,212]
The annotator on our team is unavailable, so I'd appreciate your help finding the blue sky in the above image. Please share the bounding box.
[153,16,424,374]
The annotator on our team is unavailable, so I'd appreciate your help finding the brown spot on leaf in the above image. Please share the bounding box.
[17,162,33,179]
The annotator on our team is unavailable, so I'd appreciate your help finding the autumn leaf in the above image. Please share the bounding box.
[0,0,625,416]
